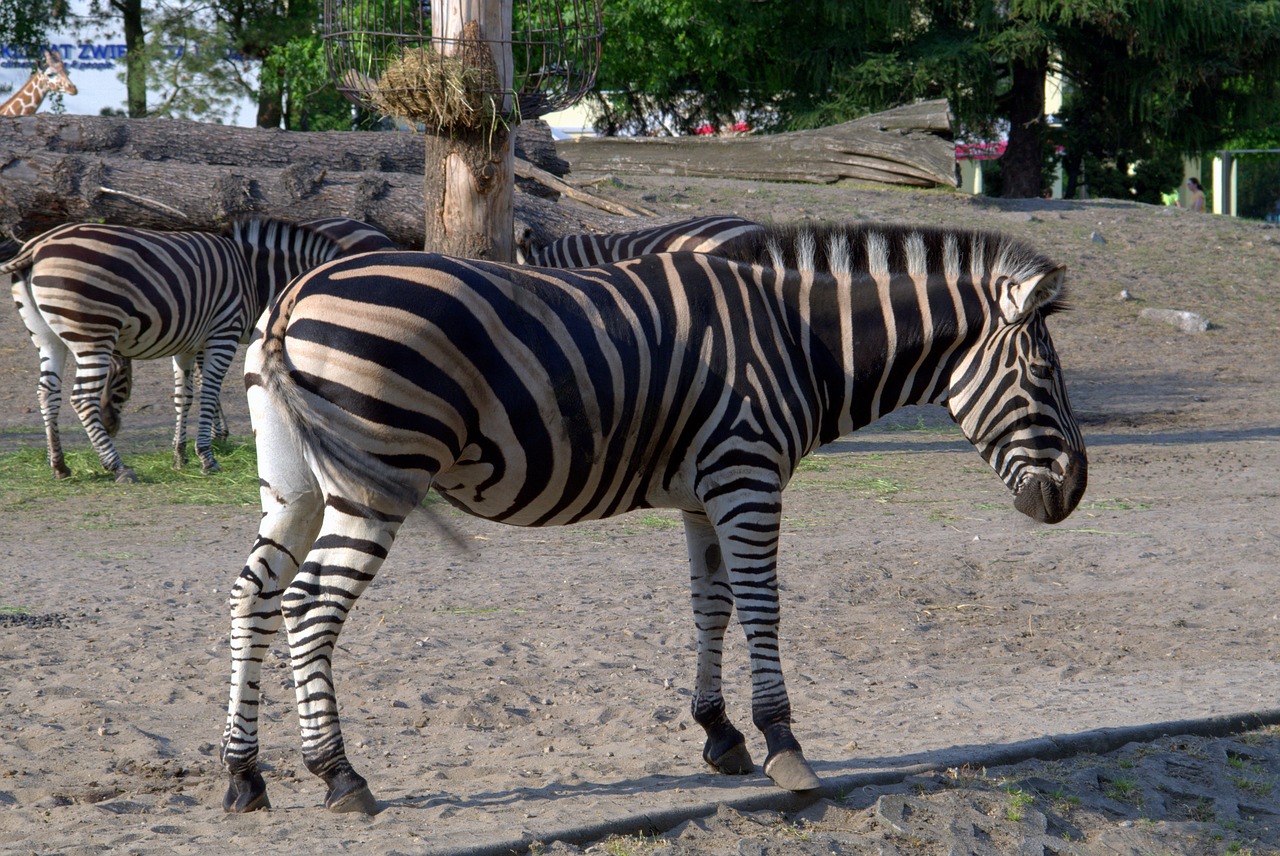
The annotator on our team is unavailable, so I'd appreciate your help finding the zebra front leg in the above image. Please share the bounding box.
[191,342,237,473]
[704,488,821,793]
[68,352,136,482]
[195,350,231,443]
[683,511,753,775]
[283,502,409,813]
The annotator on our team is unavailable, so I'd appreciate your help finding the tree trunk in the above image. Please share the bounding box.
[1001,53,1048,199]
[424,0,515,260]
[120,0,147,118]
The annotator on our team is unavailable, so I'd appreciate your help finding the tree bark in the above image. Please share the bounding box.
[1001,53,1048,199]
[0,116,599,250]
[119,0,147,118]
[423,1,515,260]
[557,99,957,188]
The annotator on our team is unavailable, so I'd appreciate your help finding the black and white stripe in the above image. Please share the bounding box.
[6,217,395,481]
[220,221,1087,814]
[519,214,764,266]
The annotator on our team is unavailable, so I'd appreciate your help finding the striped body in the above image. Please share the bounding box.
[521,214,764,267]
[6,217,395,481]
[221,223,1086,814]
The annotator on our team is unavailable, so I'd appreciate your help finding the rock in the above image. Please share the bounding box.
[1117,289,1134,301]
[1091,230,1107,244]
[1139,307,1211,333]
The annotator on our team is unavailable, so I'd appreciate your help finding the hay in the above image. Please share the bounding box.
[370,43,504,130]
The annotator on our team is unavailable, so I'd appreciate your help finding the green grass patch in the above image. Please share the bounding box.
[638,513,681,530]
[1081,497,1151,511]
[792,453,906,498]
[0,439,261,509]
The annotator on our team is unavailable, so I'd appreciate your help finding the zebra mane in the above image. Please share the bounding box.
[718,221,1066,309]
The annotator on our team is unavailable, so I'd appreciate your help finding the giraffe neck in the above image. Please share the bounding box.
[0,76,50,117]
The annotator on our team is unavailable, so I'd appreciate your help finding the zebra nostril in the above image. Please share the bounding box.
[1013,452,1087,523]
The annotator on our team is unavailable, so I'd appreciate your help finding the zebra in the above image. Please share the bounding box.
[517,214,765,266]
[5,216,396,482]
[220,221,1087,814]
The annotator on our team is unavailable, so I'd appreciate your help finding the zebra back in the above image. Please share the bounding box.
[228,217,396,318]
[525,215,764,267]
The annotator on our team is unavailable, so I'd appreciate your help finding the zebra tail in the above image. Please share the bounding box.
[254,314,427,516]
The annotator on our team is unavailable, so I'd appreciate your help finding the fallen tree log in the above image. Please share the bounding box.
[0,147,606,250]
[557,99,957,188]
[0,116,606,248]
[0,114,568,177]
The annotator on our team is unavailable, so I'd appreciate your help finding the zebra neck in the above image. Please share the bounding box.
[805,270,979,444]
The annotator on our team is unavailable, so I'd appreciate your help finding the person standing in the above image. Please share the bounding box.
[1183,177,1207,212]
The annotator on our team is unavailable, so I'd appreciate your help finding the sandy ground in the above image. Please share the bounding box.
[1,176,1279,855]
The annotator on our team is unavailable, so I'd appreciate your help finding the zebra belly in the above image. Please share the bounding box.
[427,442,700,527]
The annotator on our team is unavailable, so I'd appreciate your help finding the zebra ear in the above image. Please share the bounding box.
[1002,265,1066,322]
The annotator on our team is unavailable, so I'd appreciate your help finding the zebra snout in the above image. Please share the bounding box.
[1013,451,1087,524]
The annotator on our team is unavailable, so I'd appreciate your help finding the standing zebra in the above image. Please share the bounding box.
[6,216,396,482]
[518,214,764,266]
[221,222,1087,814]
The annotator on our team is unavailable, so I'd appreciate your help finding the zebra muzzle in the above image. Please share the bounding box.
[1013,452,1087,524]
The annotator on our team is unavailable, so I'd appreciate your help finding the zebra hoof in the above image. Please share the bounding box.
[323,764,378,814]
[705,741,754,775]
[763,749,821,792]
[113,467,139,484]
[53,464,72,480]
[223,770,270,813]
[202,460,222,475]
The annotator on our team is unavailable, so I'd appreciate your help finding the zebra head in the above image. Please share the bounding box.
[944,262,1086,524]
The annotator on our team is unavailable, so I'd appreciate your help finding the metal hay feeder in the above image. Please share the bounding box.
[322,0,603,126]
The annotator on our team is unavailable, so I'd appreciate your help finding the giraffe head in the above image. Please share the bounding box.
[0,50,77,116]
[41,50,77,97]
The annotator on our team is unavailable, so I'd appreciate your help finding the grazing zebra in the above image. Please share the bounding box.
[518,214,765,266]
[6,216,396,482]
[221,222,1087,814]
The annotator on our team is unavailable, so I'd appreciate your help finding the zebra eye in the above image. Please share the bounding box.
[1029,361,1055,380]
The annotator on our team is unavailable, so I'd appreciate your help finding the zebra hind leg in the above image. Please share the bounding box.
[222,490,326,812]
[12,275,73,478]
[36,350,72,479]
[68,353,136,482]
[284,500,412,813]
[99,353,133,439]
[170,354,196,470]
[682,512,754,775]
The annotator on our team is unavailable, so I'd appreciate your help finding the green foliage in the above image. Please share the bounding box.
[1236,154,1280,221]
[0,0,69,59]
[133,5,249,122]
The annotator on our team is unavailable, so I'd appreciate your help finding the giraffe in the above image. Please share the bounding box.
[0,50,77,117]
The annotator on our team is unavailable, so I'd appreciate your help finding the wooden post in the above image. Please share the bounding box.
[425,0,514,260]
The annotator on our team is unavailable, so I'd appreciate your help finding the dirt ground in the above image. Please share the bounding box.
[1,175,1279,855]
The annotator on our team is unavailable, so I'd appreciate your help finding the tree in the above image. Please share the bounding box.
[592,0,1280,199]
[0,0,70,60]
[212,0,355,130]
[0,0,351,128]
